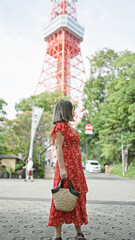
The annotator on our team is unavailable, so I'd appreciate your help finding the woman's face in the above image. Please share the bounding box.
[72,106,75,117]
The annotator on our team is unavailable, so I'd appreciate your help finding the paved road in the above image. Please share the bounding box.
[0,171,135,240]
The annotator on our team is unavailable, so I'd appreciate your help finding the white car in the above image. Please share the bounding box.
[85,160,101,173]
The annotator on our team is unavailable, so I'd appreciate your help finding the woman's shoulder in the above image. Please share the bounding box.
[52,121,67,133]
[51,122,67,141]
[55,121,67,128]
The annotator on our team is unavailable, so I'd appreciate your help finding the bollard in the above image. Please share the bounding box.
[105,165,109,174]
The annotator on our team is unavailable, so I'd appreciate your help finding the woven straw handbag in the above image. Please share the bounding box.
[51,177,80,212]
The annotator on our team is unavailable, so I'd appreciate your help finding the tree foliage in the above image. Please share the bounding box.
[0,99,8,154]
[0,98,7,121]
[0,91,66,160]
[80,48,135,167]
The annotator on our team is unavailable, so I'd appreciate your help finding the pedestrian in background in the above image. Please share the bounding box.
[23,157,34,182]
[48,100,88,240]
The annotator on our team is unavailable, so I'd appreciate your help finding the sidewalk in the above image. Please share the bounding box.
[0,172,135,240]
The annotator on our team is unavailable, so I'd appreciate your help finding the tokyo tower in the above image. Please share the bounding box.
[35,0,86,122]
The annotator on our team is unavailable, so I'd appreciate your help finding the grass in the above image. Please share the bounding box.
[110,163,135,180]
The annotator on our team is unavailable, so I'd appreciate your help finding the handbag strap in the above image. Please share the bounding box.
[51,177,80,197]
[60,177,74,189]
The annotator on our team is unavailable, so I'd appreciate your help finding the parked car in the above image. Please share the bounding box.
[85,160,101,173]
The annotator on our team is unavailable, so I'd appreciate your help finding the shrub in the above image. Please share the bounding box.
[15,163,24,170]
[39,172,44,178]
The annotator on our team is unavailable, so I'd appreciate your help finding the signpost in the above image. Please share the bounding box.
[85,124,93,159]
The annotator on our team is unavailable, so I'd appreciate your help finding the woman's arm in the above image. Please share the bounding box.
[55,131,67,180]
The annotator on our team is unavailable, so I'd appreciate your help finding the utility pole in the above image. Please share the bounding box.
[121,128,125,176]
[86,138,89,159]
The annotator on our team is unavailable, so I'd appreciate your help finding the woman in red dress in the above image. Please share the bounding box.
[48,100,88,240]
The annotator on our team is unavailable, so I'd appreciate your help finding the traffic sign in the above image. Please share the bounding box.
[85,124,93,134]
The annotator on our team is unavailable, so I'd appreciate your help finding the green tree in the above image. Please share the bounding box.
[1,91,67,160]
[15,90,63,113]
[0,99,8,154]
[81,49,135,169]
[0,99,7,121]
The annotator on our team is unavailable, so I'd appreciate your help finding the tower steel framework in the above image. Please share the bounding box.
[35,0,86,123]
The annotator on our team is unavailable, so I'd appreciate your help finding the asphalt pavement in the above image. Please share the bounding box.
[0,171,135,240]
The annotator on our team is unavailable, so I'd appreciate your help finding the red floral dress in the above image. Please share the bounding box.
[48,121,88,226]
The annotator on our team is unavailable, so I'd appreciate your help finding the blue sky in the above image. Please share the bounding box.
[0,0,135,119]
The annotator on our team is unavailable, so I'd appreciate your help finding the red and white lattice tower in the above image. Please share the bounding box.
[35,0,86,123]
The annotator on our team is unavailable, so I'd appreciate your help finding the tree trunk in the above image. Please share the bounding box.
[123,144,132,172]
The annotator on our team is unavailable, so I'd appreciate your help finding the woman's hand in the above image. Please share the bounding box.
[60,168,67,180]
